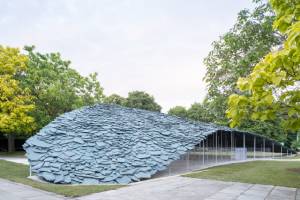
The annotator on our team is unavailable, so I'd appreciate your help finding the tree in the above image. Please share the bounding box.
[0,46,35,152]
[104,94,126,106]
[227,0,300,132]
[22,46,104,130]
[203,0,283,124]
[125,91,161,112]
[168,106,188,118]
[187,103,213,123]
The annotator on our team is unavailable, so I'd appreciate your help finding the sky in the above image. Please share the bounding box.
[0,0,254,112]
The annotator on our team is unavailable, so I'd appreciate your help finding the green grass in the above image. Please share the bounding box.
[0,151,25,157]
[0,160,124,197]
[183,160,300,188]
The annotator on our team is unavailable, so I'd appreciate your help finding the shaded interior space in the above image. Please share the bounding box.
[153,130,293,178]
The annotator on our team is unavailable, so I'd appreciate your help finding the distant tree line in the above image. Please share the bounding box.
[104,91,161,112]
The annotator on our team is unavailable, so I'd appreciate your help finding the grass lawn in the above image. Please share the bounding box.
[183,160,300,188]
[0,160,124,197]
[0,151,25,157]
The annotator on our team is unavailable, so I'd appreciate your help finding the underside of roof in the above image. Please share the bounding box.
[23,104,285,184]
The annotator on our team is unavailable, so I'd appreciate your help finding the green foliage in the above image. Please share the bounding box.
[168,106,188,118]
[227,0,300,132]
[0,46,35,135]
[104,94,126,106]
[187,103,214,123]
[125,91,161,112]
[22,46,104,130]
[203,0,283,124]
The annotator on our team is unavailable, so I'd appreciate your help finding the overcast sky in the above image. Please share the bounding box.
[0,0,254,112]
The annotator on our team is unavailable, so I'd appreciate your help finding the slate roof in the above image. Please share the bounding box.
[23,104,278,184]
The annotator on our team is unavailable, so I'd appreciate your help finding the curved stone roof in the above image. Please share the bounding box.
[24,104,224,184]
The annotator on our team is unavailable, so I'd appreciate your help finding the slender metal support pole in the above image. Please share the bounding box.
[263,138,266,158]
[206,136,208,161]
[243,133,246,160]
[272,143,274,158]
[287,149,288,157]
[215,132,218,163]
[186,151,190,170]
[202,139,205,165]
[254,136,256,160]
[281,146,283,159]
[231,132,233,161]
[243,133,246,149]
[29,165,32,177]
[225,133,228,161]
[220,130,223,161]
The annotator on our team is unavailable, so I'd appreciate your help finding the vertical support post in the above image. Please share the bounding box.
[202,139,205,165]
[286,149,288,157]
[29,165,32,177]
[254,136,256,160]
[263,138,266,158]
[206,136,209,161]
[272,143,274,159]
[186,151,190,171]
[225,133,227,161]
[243,133,246,160]
[231,131,233,161]
[215,131,218,163]
[220,130,223,161]
[281,145,283,159]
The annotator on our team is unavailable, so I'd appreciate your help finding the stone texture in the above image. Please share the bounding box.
[22,104,233,184]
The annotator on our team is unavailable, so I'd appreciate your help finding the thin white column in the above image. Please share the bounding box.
[272,143,274,158]
[186,151,190,170]
[263,138,266,158]
[231,132,233,160]
[220,131,223,161]
[254,136,256,159]
[202,139,205,165]
[215,132,218,163]
[243,133,246,148]
[243,133,246,160]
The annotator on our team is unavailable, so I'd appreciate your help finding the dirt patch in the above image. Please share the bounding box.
[287,168,300,174]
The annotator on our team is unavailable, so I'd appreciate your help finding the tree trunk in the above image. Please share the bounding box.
[7,134,15,152]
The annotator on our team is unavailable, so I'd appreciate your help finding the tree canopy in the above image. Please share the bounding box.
[125,91,161,112]
[22,46,104,130]
[0,46,35,135]
[168,106,188,118]
[103,94,126,106]
[203,0,283,124]
[227,0,300,132]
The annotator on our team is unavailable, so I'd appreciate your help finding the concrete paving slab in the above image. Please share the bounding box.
[0,175,298,200]
[0,178,66,200]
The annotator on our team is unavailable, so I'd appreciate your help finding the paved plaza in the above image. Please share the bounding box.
[0,176,299,200]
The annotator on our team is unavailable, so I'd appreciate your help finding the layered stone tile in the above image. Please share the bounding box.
[24,104,219,184]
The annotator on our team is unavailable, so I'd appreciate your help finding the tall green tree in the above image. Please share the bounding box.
[0,46,35,151]
[125,91,161,112]
[22,46,104,130]
[227,0,300,132]
[203,0,283,124]
[168,106,188,118]
[104,94,126,106]
[187,103,214,123]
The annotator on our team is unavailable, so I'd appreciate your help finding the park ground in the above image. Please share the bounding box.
[0,154,299,198]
